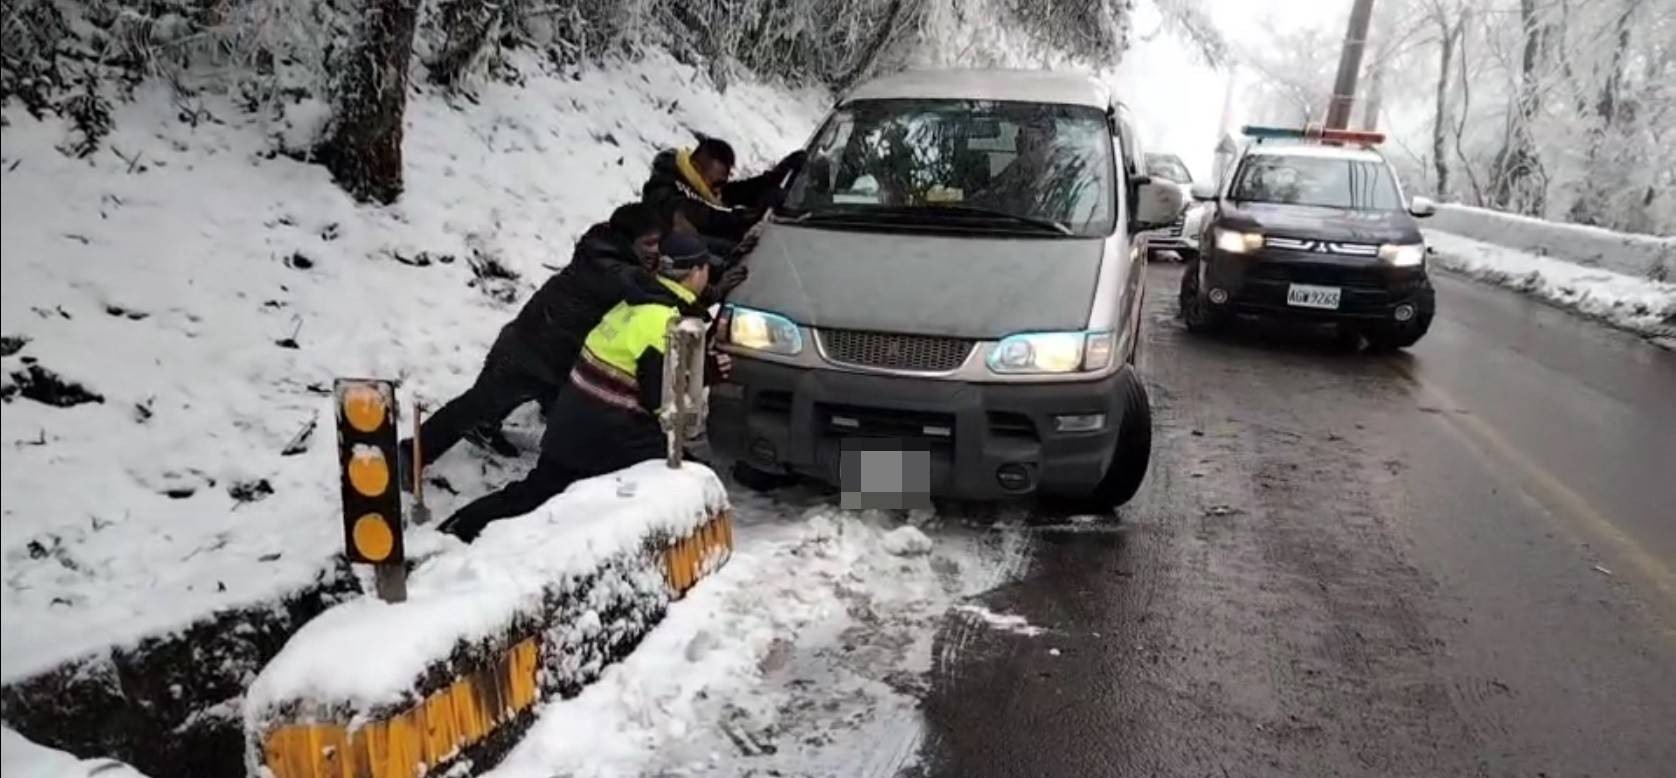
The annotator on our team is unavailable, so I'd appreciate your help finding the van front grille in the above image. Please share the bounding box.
[817,329,975,373]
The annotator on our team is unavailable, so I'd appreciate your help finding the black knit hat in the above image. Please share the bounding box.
[658,232,720,275]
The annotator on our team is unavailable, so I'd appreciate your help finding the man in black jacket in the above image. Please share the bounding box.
[437,233,728,542]
[405,203,694,474]
[642,137,805,297]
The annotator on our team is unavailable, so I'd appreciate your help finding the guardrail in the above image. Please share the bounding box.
[1427,203,1675,280]
[246,463,732,778]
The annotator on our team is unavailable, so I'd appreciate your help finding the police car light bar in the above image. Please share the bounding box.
[1241,125,1386,145]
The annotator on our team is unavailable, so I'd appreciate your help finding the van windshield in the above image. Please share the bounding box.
[783,99,1116,237]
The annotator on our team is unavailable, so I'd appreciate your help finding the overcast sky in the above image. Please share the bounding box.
[1114,0,1351,179]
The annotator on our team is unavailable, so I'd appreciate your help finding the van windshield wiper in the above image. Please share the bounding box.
[783,204,1073,235]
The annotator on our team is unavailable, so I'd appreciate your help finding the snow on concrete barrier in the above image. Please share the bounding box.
[1427,203,1675,280]
[244,462,733,778]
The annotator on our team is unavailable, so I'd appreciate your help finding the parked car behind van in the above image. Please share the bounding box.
[708,70,1182,510]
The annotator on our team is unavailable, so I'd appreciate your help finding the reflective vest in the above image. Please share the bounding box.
[569,276,697,413]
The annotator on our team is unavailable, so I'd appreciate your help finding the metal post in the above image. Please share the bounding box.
[411,400,430,527]
[660,317,709,468]
[375,563,407,603]
[1325,0,1378,130]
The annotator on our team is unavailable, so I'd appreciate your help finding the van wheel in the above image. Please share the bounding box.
[1179,258,1229,333]
[730,460,796,493]
[1059,369,1152,515]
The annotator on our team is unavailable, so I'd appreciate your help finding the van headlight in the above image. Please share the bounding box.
[1378,242,1425,267]
[728,306,803,356]
[988,331,1114,374]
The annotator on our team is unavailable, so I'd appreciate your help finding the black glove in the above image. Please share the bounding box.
[716,263,750,296]
[773,150,808,178]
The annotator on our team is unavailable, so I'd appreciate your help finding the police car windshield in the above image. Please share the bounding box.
[783,99,1116,237]
[1230,154,1403,211]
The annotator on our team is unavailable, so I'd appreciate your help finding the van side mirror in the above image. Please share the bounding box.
[1134,180,1185,231]
[1408,196,1437,218]
[1190,182,1217,201]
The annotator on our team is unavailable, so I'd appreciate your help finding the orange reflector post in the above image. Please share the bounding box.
[352,513,395,562]
[342,383,389,433]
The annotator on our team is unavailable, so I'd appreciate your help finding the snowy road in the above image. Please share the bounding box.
[480,262,1676,777]
[916,265,1676,777]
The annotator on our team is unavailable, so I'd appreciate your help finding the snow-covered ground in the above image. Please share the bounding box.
[1425,230,1676,345]
[486,487,1036,777]
[2,729,147,778]
[0,52,824,686]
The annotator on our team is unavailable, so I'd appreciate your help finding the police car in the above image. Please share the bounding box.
[1179,125,1436,350]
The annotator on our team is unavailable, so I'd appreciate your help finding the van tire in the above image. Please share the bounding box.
[1060,369,1152,514]
[730,460,795,493]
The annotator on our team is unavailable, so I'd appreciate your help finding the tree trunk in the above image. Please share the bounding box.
[1360,58,1384,131]
[426,0,502,89]
[1431,14,1456,197]
[316,0,422,205]
[1492,0,1545,214]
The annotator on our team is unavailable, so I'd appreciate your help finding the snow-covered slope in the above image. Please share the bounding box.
[0,52,825,683]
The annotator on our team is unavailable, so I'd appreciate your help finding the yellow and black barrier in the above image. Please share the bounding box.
[255,508,734,778]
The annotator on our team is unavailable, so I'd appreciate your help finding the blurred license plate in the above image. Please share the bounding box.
[1286,283,1341,310]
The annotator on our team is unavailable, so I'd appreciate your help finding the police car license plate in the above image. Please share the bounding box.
[1286,283,1341,310]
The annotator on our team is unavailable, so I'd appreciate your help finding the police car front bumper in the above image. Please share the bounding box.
[1202,246,1434,321]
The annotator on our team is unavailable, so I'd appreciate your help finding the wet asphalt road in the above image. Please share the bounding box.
[916,265,1676,777]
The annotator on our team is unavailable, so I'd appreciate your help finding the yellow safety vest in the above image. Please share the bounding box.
[571,277,697,412]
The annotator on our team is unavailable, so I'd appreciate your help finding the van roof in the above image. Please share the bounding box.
[844,69,1113,110]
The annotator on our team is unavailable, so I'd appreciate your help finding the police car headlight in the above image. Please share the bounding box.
[1215,228,1264,254]
[1379,242,1425,267]
[989,331,1114,374]
[729,306,803,355]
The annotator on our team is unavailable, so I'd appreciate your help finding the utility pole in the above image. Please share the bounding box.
[1325,0,1377,129]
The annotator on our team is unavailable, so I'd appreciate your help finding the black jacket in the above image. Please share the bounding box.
[499,223,700,385]
[642,149,795,247]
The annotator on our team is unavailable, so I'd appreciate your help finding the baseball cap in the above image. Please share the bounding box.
[658,232,722,273]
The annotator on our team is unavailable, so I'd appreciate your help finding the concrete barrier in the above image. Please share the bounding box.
[245,462,733,778]
[1427,203,1675,280]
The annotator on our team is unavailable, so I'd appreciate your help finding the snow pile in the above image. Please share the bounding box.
[485,493,1035,777]
[1427,203,1676,280]
[246,462,724,718]
[0,51,825,685]
[1425,230,1676,341]
[881,525,934,557]
[952,604,1046,637]
[1,729,148,778]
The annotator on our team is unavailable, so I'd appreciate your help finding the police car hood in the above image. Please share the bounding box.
[729,223,1102,339]
[1222,202,1420,244]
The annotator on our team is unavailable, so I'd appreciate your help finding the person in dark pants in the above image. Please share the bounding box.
[437,233,729,542]
[405,203,697,477]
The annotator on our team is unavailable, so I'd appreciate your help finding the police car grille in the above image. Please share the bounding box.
[818,329,975,372]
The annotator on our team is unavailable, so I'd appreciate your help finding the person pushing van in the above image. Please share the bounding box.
[401,203,703,481]
[436,232,731,542]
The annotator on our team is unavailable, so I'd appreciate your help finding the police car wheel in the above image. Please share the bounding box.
[1366,310,1433,352]
[1179,259,1229,333]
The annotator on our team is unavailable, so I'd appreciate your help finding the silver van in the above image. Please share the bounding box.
[709,70,1182,509]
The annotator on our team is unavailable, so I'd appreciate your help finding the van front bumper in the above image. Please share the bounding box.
[708,357,1135,501]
